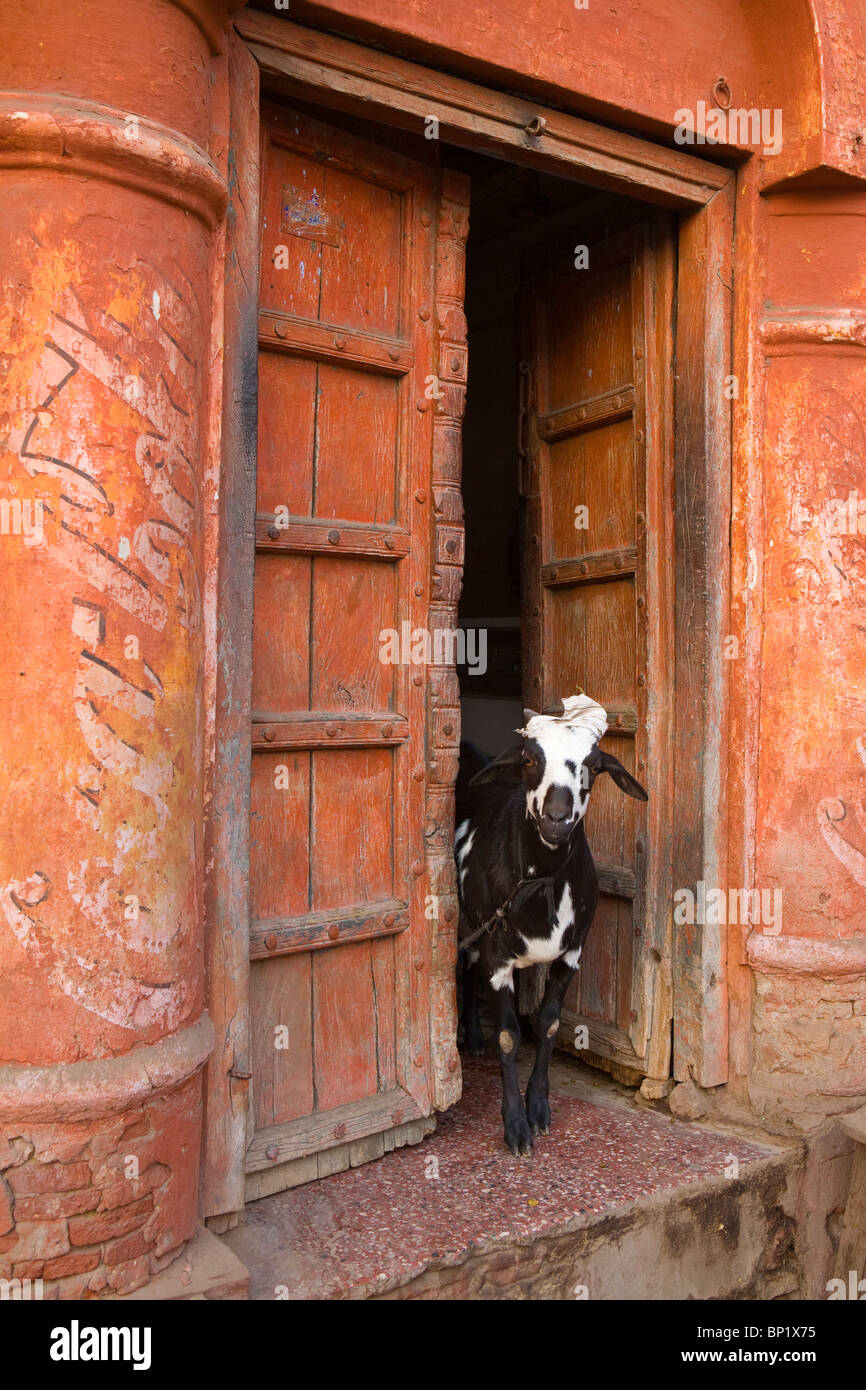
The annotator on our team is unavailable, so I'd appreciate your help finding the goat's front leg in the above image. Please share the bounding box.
[495,978,533,1156]
[525,957,575,1136]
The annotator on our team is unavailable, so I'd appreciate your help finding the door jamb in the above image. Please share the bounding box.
[204,8,734,1218]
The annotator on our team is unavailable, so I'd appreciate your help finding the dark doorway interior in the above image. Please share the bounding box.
[448,151,604,757]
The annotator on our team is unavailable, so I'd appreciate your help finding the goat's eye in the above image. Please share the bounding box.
[522,755,535,768]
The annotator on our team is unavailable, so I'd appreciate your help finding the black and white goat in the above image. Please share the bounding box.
[455,694,648,1156]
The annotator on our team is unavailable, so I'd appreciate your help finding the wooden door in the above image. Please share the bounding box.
[246,103,462,1191]
[520,215,675,1082]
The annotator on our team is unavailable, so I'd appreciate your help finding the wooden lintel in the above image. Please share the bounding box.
[238,14,730,210]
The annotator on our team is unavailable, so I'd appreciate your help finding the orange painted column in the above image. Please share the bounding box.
[0,0,231,1294]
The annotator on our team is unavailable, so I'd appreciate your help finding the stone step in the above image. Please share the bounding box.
[221,1054,801,1300]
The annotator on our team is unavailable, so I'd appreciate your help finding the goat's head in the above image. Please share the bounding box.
[468,693,648,848]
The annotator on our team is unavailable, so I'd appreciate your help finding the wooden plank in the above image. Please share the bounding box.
[245,1087,424,1172]
[250,955,313,1128]
[259,310,414,374]
[312,940,378,1110]
[559,1009,645,1067]
[238,14,730,209]
[596,862,637,899]
[539,385,635,441]
[672,187,733,1087]
[255,515,409,559]
[251,712,409,750]
[542,546,638,585]
[250,897,409,960]
[201,32,259,1220]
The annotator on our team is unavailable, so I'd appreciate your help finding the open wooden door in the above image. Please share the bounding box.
[520,215,675,1083]
[245,103,466,1195]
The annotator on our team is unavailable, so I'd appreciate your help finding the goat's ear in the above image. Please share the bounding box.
[467,745,525,787]
[598,752,648,801]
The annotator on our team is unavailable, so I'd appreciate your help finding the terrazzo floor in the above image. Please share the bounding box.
[225,1052,775,1300]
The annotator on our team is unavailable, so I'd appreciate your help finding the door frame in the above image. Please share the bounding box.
[204,10,734,1218]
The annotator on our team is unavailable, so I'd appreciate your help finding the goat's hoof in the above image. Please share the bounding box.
[462,1031,486,1056]
[526,1093,551,1137]
[504,1115,534,1157]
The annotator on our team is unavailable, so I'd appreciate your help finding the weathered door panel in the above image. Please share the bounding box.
[521,216,675,1081]
[247,103,450,1186]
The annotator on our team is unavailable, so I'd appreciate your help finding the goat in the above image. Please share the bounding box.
[455,693,648,1156]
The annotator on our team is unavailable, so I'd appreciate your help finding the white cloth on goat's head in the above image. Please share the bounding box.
[517,693,608,744]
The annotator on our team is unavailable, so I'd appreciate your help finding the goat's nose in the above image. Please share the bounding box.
[547,806,569,823]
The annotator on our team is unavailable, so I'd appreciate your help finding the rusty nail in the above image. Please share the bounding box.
[414,583,423,597]
[637,594,646,609]
[389,348,400,361]
[392,1110,404,1126]
[328,924,339,940]
[443,722,454,736]
[382,723,393,738]
[265,933,278,951]
[636,511,645,524]
[266,1145,279,1161]
[635,429,644,444]
[263,727,275,741]
[638,673,646,686]
[414,960,423,971]
[615,556,623,570]
[444,905,456,922]
[417,399,428,412]
[384,535,395,549]
[413,766,424,780]
[328,528,340,544]
[636,839,645,853]
[413,1054,424,1068]
[413,674,423,686]
[550,567,559,580]
[384,912,396,927]
[411,860,424,876]
[419,211,432,227]
[334,1123,347,1139]
[273,322,287,339]
[615,714,624,727]
[630,1009,638,1023]
[524,116,547,137]
[580,561,589,575]
[448,1057,458,1073]
[267,525,280,540]
[334,334,346,349]
[326,723,338,737]
[419,307,431,321]
[638,758,646,770]
[634,347,643,360]
[415,489,426,503]
[446,538,457,554]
